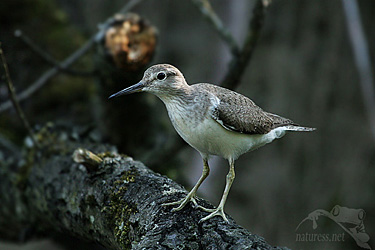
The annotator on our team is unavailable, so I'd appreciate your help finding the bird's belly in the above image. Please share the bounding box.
[173,117,286,160]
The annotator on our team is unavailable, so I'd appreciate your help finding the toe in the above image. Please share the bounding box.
[199,208,229,223]
[162,200,181,206]
[171,202,186,212]
[196,205,216,213]
[162,194,192,211]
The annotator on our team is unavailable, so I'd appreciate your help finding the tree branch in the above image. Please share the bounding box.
[0,124,289,249]
[221,0,266,89]
[0,36,94,113]
[0,0,144,114]
[14,30,95,77]
[191,0,240,55]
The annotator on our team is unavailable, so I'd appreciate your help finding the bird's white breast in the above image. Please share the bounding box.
[164,98,287,160]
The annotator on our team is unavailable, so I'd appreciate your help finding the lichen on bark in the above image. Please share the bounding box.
[0,123,289,249]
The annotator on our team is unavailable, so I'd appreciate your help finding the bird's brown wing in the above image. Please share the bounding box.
[194,83,295,134]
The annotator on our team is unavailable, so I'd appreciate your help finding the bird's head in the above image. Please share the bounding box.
[109,64,189,99]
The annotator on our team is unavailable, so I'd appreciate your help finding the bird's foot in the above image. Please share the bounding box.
[199,205,228,223]
[163,194,218,214]
[195,205,216,213]
[162,193,198,211]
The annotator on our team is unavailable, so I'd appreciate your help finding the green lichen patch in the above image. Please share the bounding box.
[103,167,138,248]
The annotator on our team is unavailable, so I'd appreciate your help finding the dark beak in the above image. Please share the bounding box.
[108,81,145,99]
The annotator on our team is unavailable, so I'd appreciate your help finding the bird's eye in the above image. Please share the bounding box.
[157,72,166,80]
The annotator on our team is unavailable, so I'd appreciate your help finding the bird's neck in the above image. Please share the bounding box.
[155,83,192,105]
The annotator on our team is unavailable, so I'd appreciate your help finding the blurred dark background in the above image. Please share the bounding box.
[0,0,374,249]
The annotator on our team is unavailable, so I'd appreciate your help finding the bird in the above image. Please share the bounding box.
[109,64,315,222]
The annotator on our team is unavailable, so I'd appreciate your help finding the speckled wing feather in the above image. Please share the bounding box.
[193,83,295,134]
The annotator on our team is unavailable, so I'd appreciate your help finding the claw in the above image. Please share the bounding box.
[162,195,216,214]
[199,206,228,223]
[162,194,197,211]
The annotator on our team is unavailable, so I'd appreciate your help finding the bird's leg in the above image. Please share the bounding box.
[200,158,235,223]
[163,157,210,211]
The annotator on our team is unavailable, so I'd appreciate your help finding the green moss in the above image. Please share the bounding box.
[103,167,138,248]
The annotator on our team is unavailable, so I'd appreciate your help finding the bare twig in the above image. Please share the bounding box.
[342,0,375,142]
[0,36,94,113]
[191,0,240,55]
[0,38,94,113]
[0,0,143,113]
[15,30,95,77]
[221,0,266,89]
[0,43,40,148]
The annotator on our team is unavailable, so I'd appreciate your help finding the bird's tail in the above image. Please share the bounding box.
[283,125,316,132]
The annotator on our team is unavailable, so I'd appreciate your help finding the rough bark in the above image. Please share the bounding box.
[0,124,289,250]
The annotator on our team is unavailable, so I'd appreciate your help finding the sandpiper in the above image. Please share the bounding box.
[109,64,315,222]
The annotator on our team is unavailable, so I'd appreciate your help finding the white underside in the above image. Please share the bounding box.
[173,115,287,161]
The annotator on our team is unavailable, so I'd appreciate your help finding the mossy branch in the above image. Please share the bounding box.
[0,124,288,250]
